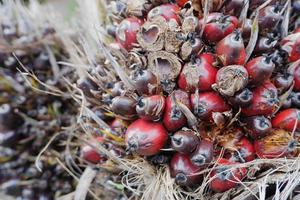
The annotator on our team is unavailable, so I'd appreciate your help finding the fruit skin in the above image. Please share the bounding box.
[245,56,275,87]
[223,0,244,16]
[241,82,279,117]
[178,58,217,92]
[116,17,143,50]
[199,13,238,44]
[136,95,165,121]
[125,119,168,156]
[288,63,300,92]
[258,5,282,34]
[228,88,253,108]
[244,116,272,139]
[210,158,247,193]
[190,139,214,167]
[110,96,137,120]
[163,90,191,132]
[281,32,300,62]
[191,92,230,121]
[130,69,158,95]
[253,35,278,55]
[216,30,246,66]
[254,129,297,159]
[273,73,294,94]
[171,129,200,154]
[81,137,105,164]
[170,153,203,186]
[147,4,180,24]
[197,53,217,66]
[272,109,300,132]
[176,0,188,7]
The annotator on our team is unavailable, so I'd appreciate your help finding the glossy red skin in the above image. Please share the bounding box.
[176,0,188,7]
[254,129,296,159]
[82,137,105,164]
[210,158,247,192]
[245,56,275,87]
[170,153,203,186]
[281,33,300,62]
[163,90,191,132]
[289,63,300,92]
[225,137,255,162]
[191,92,230,121]
[199,13,238,44]
[178,59,217,92]
[241,82,278,117]
[190,139,214,166]
[116,17,143,50]
[125,119,168,156]
[197,53,217,66]
[272,109,300,132]
[147,4,180,24]
[216,31,246,65]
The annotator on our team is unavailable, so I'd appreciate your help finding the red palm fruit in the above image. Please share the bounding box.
[116,17,143,50]
[272,73,294,94]
[136,95,165,121]
[288,63,300,92]
[241,82,279,117]
[197,53,217,66]
[130,69,158,95]
[171,129,200,154]
[253,35,278,55]
[223,0,244,16]
[241,19,252,40]
[191,92,230,121]
[210,158,247,192]
[176,0,188,7]
[216,30,246,66]
[254,129,297,159]
[245,55,275,87]
[281,32,300,62]
[110,96,137,120]
[228,88,253,108]
[125,119,168,156]
[215,65,248,97]
[200,13,238,44]
[272,109,300,132]
[178,58,217,92]
[190,139,214,167]
[110,118,128,136]
[170,153,203,186]
[163,90,191,132]
[244,116,272,139]
[81,137,105,164]
[258,5,283,34]
[147,4,180,24]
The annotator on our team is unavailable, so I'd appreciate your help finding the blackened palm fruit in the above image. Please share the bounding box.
[0,104,23,132]
[244,116,272,139]
[258,5,283,35]
[253,34,278,55]
[228,88,253,107]
[130,69,158,95]
[111,96,137,120]
[171,129,200,154]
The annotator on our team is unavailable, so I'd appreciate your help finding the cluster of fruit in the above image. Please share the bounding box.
[0,2,75,199]
[77,0,300,195]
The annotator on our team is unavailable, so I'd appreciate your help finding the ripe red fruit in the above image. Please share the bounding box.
[258,5,283,34]
[147,4,180,24]
[191,92,230,121]
[272,109,300,132]
[288,63,300,92]
[215,65,248,97]
[171,129,200,154]
[81,137,105,164]
[281,32,300,62]
[241,82,279,117]
[190,139,214,167]
[228,88,253,108]
[163,90,191,132]
[254,129,297,159]
[244,116,272,139]
[170,153,203,186]
[178,58,217,92]
[125,119,168,156]
[136,95,165,121]
[210,158,247,192]
[116,17,143,50]
[273,73,294,94]
[245,55,275,87]
[200,13,238,44]
[176,0,188,7]
[130,69,158,95]
[197,53,217,66]
[216,30,246,66]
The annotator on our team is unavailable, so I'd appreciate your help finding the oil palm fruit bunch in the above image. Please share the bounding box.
[62,0,300,199]
[0,1,76,199]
